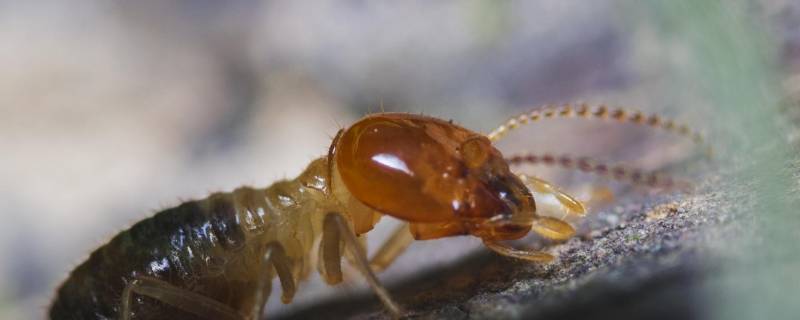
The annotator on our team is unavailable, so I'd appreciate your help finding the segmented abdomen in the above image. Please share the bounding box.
[50,195,269,320]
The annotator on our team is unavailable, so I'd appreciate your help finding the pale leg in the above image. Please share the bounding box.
[328,213,403,318]
[319,214,344,285]
[119,276,242,320]
[264,242,297,304]
[369,223,414,273]
[248,266,272,320]
[483,241,554,262]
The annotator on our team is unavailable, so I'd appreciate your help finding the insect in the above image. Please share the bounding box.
[49,103,703,319]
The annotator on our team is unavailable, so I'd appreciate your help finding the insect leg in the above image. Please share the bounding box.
[327,213,403,318]
[483,241,554,262]
[340,235,371,281]
[319,214,344,285]
[264,242,297,304]
[248,266,272,320]
[119,276,242,320]
[369,223,414,273]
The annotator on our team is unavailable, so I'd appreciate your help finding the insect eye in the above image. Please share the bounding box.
[460,137,491,169]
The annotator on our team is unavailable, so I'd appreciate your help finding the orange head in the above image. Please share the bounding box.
[335,113,537,241]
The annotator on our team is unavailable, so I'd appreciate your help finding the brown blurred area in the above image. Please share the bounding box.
[0,1,797,319]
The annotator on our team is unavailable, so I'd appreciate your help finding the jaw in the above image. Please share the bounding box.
[408,221,468,240]
[407,217,533,241]
[469,221,532,241]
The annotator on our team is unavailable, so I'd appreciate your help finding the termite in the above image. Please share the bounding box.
[49,103,703,319]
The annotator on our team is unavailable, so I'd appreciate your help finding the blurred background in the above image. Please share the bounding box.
[0,1,798,319]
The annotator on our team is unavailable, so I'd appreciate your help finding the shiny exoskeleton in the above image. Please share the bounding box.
[50,105,702,319]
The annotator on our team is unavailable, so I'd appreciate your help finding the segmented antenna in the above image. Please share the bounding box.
[507,152,689,190]
[487,103,706,147]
